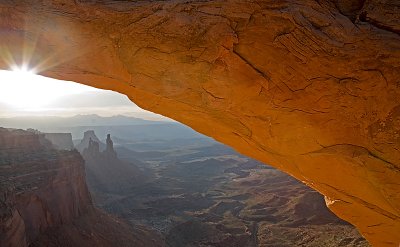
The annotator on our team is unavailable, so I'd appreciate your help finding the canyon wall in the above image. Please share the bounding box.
[0,1,399,246]
[0,129,44,153]
[0,128,92,246]
[0,128,162,247]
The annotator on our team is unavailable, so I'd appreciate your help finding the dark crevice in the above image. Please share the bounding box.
[202,86,224,100]
[333,0,400,36]
[334,0,366,22]
[359,13,400,36]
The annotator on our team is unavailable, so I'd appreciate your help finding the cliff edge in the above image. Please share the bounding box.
[0,128,162,247]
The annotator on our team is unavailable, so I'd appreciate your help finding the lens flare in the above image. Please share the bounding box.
[0,69,99,110]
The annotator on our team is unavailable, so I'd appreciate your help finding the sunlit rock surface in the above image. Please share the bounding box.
[0,1,399,246]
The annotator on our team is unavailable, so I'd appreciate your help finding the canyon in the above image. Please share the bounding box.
[81,132,148,194]
[77,128,368,246]
[0,128,162,247]
[0,121,370,246]
[0,1,399,246]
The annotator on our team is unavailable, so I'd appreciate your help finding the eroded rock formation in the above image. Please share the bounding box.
[0,128,162,247]
[105,134,117,158]
[81,132,147,195]
[0,128,91,246]
[0,1,399,246]
[76,130,105,152]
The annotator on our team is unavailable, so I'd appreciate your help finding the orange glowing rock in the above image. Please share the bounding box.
[0,1,399,246]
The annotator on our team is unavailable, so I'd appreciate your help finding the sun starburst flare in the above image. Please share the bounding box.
[0,69,99,110]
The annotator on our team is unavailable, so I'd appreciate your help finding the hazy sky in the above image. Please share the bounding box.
[0,69,170,121]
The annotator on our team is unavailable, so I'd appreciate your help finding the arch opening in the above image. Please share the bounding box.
[0,69,167,120]
[0,71,369,246]
[0,1,399,245]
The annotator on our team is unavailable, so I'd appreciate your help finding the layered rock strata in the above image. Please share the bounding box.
[0,128,91,246]
[0,128,160,247]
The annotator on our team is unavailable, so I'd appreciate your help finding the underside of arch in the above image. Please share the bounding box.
[0,1,399,246]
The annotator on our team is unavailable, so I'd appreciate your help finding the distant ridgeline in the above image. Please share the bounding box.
[0,128,74,152]
[0,114,206,141]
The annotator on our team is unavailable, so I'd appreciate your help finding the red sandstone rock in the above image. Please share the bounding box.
[0,128,91,246]
[0,128,159,247]
[0,207,27,247]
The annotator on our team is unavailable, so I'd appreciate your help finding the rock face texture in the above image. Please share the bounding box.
[30,208,164,247]
[0,1,399,246]
[0,128,162,247]
[0,128,91,246]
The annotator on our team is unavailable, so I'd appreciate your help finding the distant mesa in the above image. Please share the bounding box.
[43,133,74,150]
[80,131,117,160]
[75,130,105,152]
[82,132,116,159]
[23,129,74,151]
[80,130,147,195]
[0,128,57,152]
[85,137,101,157]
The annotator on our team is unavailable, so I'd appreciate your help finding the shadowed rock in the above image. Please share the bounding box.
[82,132,148,195]
[0,128,162,247]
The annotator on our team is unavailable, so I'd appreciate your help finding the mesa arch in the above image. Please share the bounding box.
[0,0,399,246]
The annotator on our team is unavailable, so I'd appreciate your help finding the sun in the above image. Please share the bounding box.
[0,68,99,110]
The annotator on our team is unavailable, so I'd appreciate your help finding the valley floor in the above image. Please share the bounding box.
[86,136,369,247]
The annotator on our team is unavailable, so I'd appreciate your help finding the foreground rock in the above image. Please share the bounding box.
[0,128,161,247]
[0,1,399,245]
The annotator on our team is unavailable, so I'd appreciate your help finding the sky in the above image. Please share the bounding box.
[0,69,170,121]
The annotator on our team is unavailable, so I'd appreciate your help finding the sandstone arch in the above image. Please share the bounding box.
[0,1,399,246]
